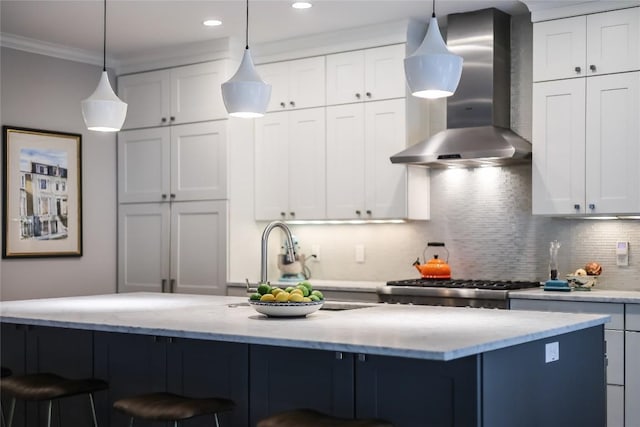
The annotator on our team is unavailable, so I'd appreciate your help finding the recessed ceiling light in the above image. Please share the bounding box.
[203,19,222,27]
[292,2,312,9]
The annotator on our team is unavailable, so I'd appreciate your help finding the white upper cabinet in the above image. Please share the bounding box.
[533,7,640,82]
[257,57,325,112]
[118,61,230,129]
[254,108,326,220]
[326,44,406,105]
[118,121,228,203]
[533,72,640,215]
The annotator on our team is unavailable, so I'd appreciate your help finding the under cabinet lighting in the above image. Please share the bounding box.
[292,2,312,9]
[203,19,222,27]
[285,219,406,225]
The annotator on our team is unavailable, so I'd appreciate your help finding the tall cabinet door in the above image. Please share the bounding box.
[364,44,406,101]
[255,112,290,220]
[326,50,365,105]
[532,79,586,215]
[170,121,228,202]
[585,72,640,214]
[365,99,407,219]
[118,69,171,129]
[326,104,366,219]
[288,57,326,109]
[288,108,326,220]
[256,62,290,112]
[533,16,586,82]
[586,8,640,76]
[118,128,171,203]
[170,61,229,122]
[118,203,170,293]
[170,201,228,295]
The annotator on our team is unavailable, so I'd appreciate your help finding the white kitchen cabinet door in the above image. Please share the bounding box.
[118,203,170,293]
[326,104,366,219]
[170,61,229,123]
[606,330,625,386]
[586,8,640,77]
[364,44,406,102]
[170,121,228,201]
[257,57,325,112]
[118,69,171,129]
[532,79,586,215]
[585,72,640,214]
[326,44,405,105]
[254,109,326,220]
[170,201,227,295]
[365,99,407,219]
[254,112,290,220]
[288,108,326,220]
[607,385,624,427]
[533,16,586,82]
[626,331,640,427]
[118,127,171,203]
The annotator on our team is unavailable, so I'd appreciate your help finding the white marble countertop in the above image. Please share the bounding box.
[0,292,609,361]
[510,288,640,303]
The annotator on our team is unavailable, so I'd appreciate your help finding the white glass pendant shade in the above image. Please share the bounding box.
[404,16,463,99]
[222,48,272,118]
[81,71,128,132]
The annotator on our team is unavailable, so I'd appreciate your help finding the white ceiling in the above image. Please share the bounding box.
[1,0,533,60]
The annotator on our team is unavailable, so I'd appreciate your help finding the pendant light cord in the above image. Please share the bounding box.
[102,0,107,71]
[432,0,436,18]
[245,0,249,49]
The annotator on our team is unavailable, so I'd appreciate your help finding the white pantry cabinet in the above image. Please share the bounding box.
[118,61,230,129]
[256,57,325,112]
[118,200,227,295]
[532,72,640,215]
[326,99,428,220]
[533,7,640,82]
[118,121,228,203]
[254,108,326,221]
[326,44,406,106]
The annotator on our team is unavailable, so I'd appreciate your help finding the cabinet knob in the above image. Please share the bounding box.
[280,102,286,108]
[574,66,581,74]
[589,64,596,72]
[280,212,286,217]
[170,116,175,122]
[588,203,596,210]
[170,193,176,198]
[289,101,296,107]
[365,92,372,98]
[355,93,361,99]
[290,212,295,217]
[358,354,367,362]
[574,204,580,210]
[335,352,343,360]
[161,117,167,123]
[162,194,167,199]
[161,279,167,293]
[366,210,372,215]
[355,210,361,215]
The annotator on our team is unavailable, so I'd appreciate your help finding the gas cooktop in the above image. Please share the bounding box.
[385,279,541,291]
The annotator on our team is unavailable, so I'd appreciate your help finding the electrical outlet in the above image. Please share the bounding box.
[545,342,559,363]
[355,245,365,263]
[311,245,320,261]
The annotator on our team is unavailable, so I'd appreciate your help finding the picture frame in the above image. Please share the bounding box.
[2,126,82,258]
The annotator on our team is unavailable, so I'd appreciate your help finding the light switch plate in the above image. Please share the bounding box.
[545,341,559,363]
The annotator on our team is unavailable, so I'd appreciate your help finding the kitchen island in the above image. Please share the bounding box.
[1,293,609,427]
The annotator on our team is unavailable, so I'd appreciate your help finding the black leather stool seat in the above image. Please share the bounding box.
[0,373,108,401]
[113,392,235,421]
[257,409,394,427]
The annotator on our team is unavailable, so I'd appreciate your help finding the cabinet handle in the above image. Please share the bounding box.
[589,64,596,72]
[355,93,361,99]
[355,210,361,215]
[280,102,286,108]
[358,354,367,362]
[335,352,343,360]
[366,210,372,215]
[588,203,596,210]
[170,279,176,293]
[365,92,372,98]
[161,117,167,123]
[573,204,580,210]
[574,66,581,74]
[161,279,167,293]
[289,101,296,107]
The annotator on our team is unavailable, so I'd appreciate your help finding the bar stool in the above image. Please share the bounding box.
[0,372,108,427]
[113,392,235,426]
[256,409,395,427]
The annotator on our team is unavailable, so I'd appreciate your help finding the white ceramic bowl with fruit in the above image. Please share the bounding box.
[248,281,325,317]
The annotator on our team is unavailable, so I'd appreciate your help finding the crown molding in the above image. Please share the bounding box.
[521,0,640,22]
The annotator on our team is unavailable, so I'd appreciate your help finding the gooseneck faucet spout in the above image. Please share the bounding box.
[260,221,296,284]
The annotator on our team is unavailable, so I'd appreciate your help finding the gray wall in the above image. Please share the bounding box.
[0,48,117,300]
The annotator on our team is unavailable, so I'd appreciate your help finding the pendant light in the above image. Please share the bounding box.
[81,0,127,132]
[221,0,271,118]
[404,0,463,99]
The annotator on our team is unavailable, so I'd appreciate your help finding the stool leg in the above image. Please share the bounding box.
[173,422,178,427]
[128,416,134,427]
[46,400,53,427]
[6,398,15,427]
[88,394,99,427]
[56,400,61,427]
[214,413,220,427]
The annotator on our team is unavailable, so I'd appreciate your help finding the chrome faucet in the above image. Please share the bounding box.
[260,221,296,284]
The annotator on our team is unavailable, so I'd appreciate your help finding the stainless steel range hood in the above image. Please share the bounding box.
[391,8,531,168]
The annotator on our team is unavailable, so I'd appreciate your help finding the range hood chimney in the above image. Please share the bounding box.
[391,8,531,167]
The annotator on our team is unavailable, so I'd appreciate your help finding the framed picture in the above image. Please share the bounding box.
[2,126,82,258]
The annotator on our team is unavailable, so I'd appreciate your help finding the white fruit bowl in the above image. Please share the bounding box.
[248,300,324,317]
